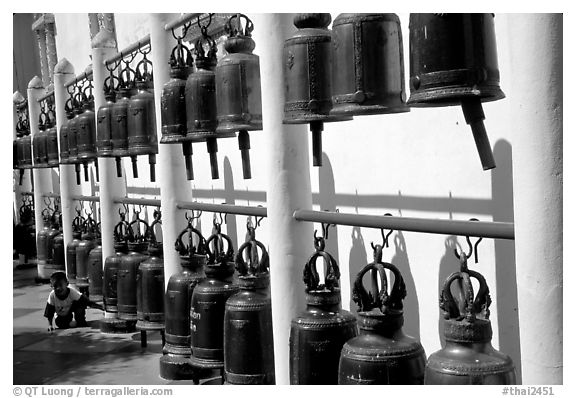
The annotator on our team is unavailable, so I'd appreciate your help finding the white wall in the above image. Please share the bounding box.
[50,13,563,384]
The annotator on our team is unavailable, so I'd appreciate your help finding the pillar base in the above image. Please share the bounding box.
[99,317,137,334]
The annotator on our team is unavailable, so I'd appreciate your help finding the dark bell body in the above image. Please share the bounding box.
[52,233,65,270]
[65,231,82,283]
[46,124,60,167]
[290,289,357,384]
[425,318,516,384]
[117,241,149,321]
[36,222,50,265]
[407,13,504,106]
[58,110,74,164]
[87,239,104,301]
[338,311,426,384]
[33,125,48,168]
[110,88,132,176]
[75,232,96,293]
[127,81,158,157]
[331,13,409,116]
[96,93,115,157]
[67,107,82,164]
[77,101,97,163]
[160,67,191,144]
[136,247,165,331]
[18,135,33,169]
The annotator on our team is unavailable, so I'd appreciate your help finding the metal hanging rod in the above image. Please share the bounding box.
[113,196,161,207]
[64,66,93,88]
[42,193,61,198]
[164,13,203,31]
[20,191,34,196]
[37,90,55,103]
[71,195,100,202]
[293,209,515,241]
[104,34,151,66]
[176,201,267,217]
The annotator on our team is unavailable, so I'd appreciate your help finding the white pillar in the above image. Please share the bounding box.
[28,76,53,279]
[53,59,81,276]
[91,29,126,260]
[149,13,192,287]
[507,14,562,384]
[252,13,314,385]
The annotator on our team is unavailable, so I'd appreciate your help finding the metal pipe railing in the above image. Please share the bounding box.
[113,196,161,207]
[164,13,203,31]
[104,34,151,66]
[176,201,267,217]
[293,209,515,240]
[71,195,100,202]
[37,90,55,103]
[42,193,61,198]
[64,66,93,88]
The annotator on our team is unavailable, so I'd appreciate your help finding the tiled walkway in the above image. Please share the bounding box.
[13,262,201,385]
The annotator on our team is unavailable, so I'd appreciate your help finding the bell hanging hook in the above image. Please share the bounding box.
[453,219,483,264]
[197,13,214,36]
[370,213,394,252]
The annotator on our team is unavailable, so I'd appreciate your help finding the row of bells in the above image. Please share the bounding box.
[283,13,502,170]
[14,196,36,260]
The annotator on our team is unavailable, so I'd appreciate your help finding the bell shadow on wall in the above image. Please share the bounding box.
[222,156,238,249]
[492,139,522,384]
[391,231,420,342]
[347,227,368,311]
[318,152,339,280]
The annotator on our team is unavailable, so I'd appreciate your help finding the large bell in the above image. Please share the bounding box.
[75,214,98,295]
[160,29,195,180]
[110,59,135,178]
[77,82,99,182]
[96,68,119,159]
[190,224,238,373]
[136,209,165,332]
[159,219,207,381]
[338,251,426,384]
[36,211,52,280]
[224,225,275,385]
[87,234,103,302]
[44,209,63,277]
[127,49,158,182]
[15,101,33,185]
[59,98,74,166]
[331,13,408,116]
[32,107,49,169]
[185,29,234,180]
[290,234,357,384]
[215,14,262,180]
[45,104,60,168]
[425,258,516,384]
[66,210,85,284]
[408,13,505,170]
[283,13,351,167]
[67,89,85,185]
[117,212,150,323]
[100,210,135,333]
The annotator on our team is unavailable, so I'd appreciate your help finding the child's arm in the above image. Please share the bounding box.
[77,294,104,311]
[44,303,55,332]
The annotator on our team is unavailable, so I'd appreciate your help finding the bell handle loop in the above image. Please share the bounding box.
[128,210,150,242]
[352,262,388,312]
[135,49,153,83]
[148,208,162,244]
[197,13,214,32]
[235,239,269,276]
[175,223,207,256]
[205,231,235,263]
[467,268,491,317]
[226,14,254,37]
[303,250,340,292]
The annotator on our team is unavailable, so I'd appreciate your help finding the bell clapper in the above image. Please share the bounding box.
[19,169,24,186]
[181,142,194,181]
[94,160,100,182]
[149,154,156,182]
[206,137,219,180]
[238,130,252,179]
[131,155,139,178]
[310,120,324,167]
[75,163,81,185]
[115,156,123,178]
[461,98,496,171]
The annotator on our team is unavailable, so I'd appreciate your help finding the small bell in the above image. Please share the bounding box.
[160,26,195,180]
[290,232,357,384]
[338,246,427,384]
[216,14,263,180]
[96,64,120,159]
[425,256,516,384]
[224,223,275,385]
[408,13,505,170]
[190,224,238,373]
[127,47,158,182]
[331,13,409,116]
[111,58,135,178]
[160,217,207,381]
[185,24,233,180]
[283,13,352,167]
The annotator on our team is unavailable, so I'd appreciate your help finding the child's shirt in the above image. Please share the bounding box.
[45,287,83,317]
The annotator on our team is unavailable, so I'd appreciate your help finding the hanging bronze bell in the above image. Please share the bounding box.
[45,105,60,168]
[338,251,426,384]
[185,28,234,180]
[88,234,103,302]
[77,83,99,182]
[52,230,65,271]
[36,210,52,280]
[331,13,409,116]
[224,225,275,385]
[68,90,85,185]
[75,214,98,295]
[59,98,74,166]
[425,259,516,384]
[136,209,165,331]
[215,14,263,180]
[190,225,238,372]
[101,211,135,333]
[111,59,135,178]
[160,219,207,380]
[33,107,49,169]
[66,211,85,284]
[15,102,32,185]
[44,210,63,277]
[408,13,505,171]
[118,212,150,322]
[290,234,357,385]
[127,50,158,182]
[160,30,195,180]
[96,70,120,159]
[283,13,352,167]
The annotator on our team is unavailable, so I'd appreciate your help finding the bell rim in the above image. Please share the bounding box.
[333,13,401,27]
[407,87,506,107]
[330,103,410,116]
